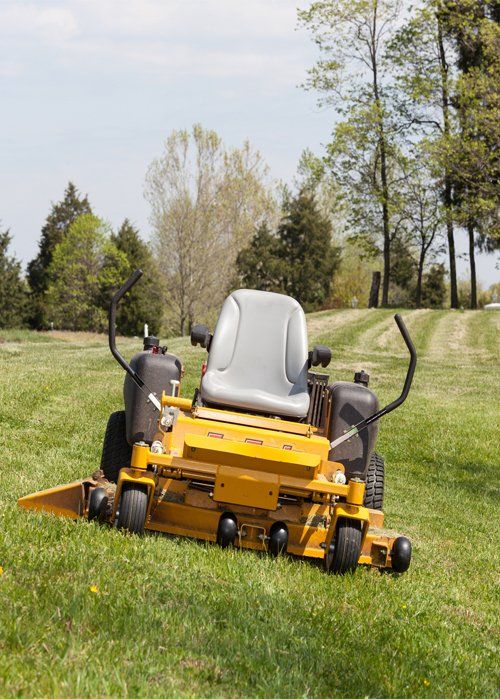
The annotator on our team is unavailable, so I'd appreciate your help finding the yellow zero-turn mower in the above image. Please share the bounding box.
[19,270,417,574]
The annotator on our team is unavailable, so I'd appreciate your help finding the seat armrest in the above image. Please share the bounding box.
[309,345,332,368]
[191,324,212,350]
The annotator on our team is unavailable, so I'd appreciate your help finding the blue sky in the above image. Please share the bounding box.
[1,0,497,286]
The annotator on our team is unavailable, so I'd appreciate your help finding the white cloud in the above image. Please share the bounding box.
[0,0,309,85]
[73,0,295,40]
[0,3,78,42]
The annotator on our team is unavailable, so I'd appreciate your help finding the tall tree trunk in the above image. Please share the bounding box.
[416,249,425,308]
[380,170,391,307]
[444,180,459,308]
[468,221,477,309]
[369,271,381,308]
[371,4,391,307]
[438,17,459,309]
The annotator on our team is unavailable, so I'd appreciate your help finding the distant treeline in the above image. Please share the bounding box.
[1,1,498,333]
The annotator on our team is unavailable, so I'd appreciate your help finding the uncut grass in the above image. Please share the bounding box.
[0,314,498,697]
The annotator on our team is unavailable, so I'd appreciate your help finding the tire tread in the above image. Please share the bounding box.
[364,452,385,510]
[329,518,362,574]
[117,484,148,534]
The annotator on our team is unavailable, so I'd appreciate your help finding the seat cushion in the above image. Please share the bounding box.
[200,289,310,418]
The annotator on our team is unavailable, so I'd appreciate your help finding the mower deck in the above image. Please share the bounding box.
[18,395,400,570]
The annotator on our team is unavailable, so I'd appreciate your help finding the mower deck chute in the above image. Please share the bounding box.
[18,271,416,575]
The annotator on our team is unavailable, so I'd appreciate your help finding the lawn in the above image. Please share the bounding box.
[0,309,498,697]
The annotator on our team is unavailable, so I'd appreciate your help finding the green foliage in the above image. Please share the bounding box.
[422,263,447,308]
[300,0,407,306]
[27,182,92,328]
[329,242,376,307]
[236,193,340,311]
[45,214,128,332]
[235,224,285,293]
[0,227,28,328]
[389,238,415,291]
[277,191,340,310]
[111,220,164,336]
[443,1,500,243]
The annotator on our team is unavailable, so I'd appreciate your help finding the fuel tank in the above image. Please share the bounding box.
[124,340,182,445]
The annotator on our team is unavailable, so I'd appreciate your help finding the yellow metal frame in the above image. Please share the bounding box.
[18,390,401,570]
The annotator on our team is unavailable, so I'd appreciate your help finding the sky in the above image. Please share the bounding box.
[1,0,498,287]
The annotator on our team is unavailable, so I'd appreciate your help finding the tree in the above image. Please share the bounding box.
[388,1,460,308]
[389,235,417,305]
[422,263,447,307]
[277,190,340,310]
[399,157,443,307]
[111,220,164,336]
[145,125,276,334]
[45,214,128,332]
[0,226,28,328]
[235,224,285,293]
[27,183,92,327]
[299,0,404,306]
[441,0,500,308]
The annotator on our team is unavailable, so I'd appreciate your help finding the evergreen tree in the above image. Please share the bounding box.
[421,263,447,308]
[0,226,28,328]
[235,224,285,293]
[111,220,164,336]
[45,214,128,332]
[27,182,92,327]
[277,191,340,310]
[390,236,416,299]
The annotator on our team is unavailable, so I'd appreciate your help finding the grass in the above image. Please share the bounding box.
[0,310,499,697]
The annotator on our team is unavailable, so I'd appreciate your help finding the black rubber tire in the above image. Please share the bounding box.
[100,411,132,483]
[364,452,385,510]
[116,483,148,534]
[324,518,362,575]
[88,487,108,522]
[269,523,288,556]
[216,513,238,548]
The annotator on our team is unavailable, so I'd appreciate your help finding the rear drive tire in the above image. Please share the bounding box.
[100,410,132,483]
[116,484,148,534]
[364,452,385,510]
[324,518,362,575]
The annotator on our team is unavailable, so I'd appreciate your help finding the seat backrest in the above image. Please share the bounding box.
[200,289,310,418]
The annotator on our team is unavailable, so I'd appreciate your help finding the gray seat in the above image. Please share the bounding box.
[200,289,310,418]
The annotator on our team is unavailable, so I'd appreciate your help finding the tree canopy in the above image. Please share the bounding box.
[237,191,340,310]
[0,226,28,328]
[27,182,92,327]
[45,214,128,332]
[111,219,164,336]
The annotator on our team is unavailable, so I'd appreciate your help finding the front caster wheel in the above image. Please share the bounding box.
[116,483,148,534]
[217,513,238,548]
[269,523,288,556]
[88,487,108,522]
[324,518,362,575]
[391,536,412,573]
